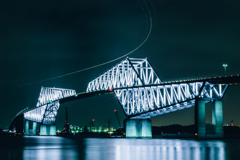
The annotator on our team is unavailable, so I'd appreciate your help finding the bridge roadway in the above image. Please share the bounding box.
[12,73,240,120]
[20,73,240,118]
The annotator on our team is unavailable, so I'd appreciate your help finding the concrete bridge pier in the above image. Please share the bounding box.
[125,119,152,138]
[195,98,223,139]
[40,125,56,136]
[25,120,37,135]
[195,99,206,138]
[212,100,224,138]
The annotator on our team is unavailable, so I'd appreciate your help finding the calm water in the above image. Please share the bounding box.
[1,136,240,160]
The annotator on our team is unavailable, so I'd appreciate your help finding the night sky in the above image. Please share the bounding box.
[1,0,240,130]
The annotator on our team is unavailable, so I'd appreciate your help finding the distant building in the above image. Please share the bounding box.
[69,124,116,134]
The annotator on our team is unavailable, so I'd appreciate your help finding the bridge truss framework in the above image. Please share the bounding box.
[11,57,230,129]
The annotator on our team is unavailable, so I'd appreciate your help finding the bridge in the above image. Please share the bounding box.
[9,57,240,138]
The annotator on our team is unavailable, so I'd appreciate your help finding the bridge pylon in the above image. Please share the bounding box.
[39,125,56,136]
[24,120,37,136]
[195,98,223,139]
[124,118,152,138]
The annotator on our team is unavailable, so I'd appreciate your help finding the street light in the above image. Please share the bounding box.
[223,64,228,74]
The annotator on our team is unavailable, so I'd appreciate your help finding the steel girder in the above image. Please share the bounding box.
[86,57,229,119]
[24,105,46,123]
[86,58,161,92]
[114,82,228,119]
[23,87,76,124]
[37,87,76,107]
[42,101,60,125]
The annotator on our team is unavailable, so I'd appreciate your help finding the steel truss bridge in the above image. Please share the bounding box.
[9,57,240,132]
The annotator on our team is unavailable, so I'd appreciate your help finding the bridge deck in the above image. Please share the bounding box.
[16,74,240,117]
[11,73,240,123]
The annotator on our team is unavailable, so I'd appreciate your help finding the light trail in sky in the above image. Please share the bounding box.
[18,0,154,87]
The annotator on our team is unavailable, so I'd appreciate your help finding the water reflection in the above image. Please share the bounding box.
[0,136,237,160]
[22,136,81,160]
[84,139,226,160]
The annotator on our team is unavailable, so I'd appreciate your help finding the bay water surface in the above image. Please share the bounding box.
[1,136,240,160]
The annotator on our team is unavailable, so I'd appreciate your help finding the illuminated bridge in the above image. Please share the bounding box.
[9,58,240,138]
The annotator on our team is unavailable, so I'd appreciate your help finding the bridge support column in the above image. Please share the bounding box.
[212,100,223,138]
[25,120,37,135]
[125,119,152,138]
[40,125,56,136]
[195,99,206,138]
[195,99,224,139]
[49,125,57,135]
